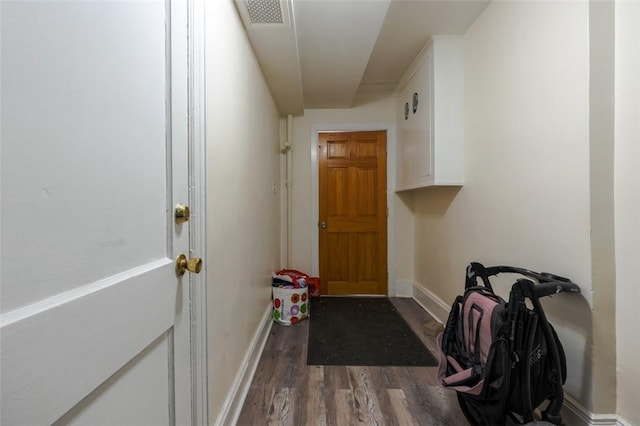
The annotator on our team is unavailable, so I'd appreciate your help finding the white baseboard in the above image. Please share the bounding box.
[395,280,414,298]
[617,415,634,426]
[562,394,629,426]
[214,303,273,426]
[399,280,451,324]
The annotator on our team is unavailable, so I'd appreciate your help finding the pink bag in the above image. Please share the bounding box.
[436,289,507,396]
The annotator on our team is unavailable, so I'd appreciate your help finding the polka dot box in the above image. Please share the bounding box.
[272,286,308,326]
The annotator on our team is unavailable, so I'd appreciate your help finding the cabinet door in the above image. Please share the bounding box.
[410,54,433,184]
[396,49,433,190]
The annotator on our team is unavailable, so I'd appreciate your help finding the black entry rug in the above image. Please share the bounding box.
[307,297,438,366]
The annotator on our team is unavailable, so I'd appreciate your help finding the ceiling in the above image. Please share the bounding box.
[235,0,490,115]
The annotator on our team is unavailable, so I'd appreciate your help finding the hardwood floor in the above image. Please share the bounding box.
[237,298,468,425]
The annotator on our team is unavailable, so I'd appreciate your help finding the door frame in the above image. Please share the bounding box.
[311,123,397,296]
[187,0,208,423]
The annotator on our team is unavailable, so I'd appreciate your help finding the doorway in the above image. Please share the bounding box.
[318,130,388,295]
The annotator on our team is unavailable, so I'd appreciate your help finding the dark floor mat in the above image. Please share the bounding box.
[307,297,438,366]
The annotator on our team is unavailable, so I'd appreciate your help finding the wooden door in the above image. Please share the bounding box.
[0,1,197,424]
[318,131,388,295]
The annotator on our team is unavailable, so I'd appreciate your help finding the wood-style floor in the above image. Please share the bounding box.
[237,297,468,425]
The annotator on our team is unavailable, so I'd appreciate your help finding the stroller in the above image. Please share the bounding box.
[436,262,581,425]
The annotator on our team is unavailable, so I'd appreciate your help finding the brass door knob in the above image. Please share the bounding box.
[175,203,190,224]
[175,254,202,276]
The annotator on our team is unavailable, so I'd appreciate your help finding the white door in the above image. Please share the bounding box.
[0,1,200,424]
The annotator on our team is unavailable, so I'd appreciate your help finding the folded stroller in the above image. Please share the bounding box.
[437,262,581,425]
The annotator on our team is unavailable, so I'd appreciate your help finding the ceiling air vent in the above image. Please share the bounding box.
[237,0,291,28]
[246,0,284,24]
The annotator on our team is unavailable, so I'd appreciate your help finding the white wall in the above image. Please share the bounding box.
[204,1,281,421]
[411,0,597,411]
[588,0,617,415]
[615,1,640,424]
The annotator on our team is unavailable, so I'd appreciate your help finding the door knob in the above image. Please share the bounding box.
[175,254,202,276]
[174,203,190,224]
[320,221,327,229]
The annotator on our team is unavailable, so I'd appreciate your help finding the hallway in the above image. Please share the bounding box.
[3,1,639,424]
[237,298,466,425]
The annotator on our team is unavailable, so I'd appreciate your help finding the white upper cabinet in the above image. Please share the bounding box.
[396,36,464,191]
